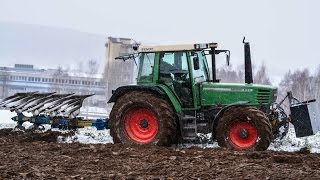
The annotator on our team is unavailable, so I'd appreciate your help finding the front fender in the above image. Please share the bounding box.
[211,101,249,138]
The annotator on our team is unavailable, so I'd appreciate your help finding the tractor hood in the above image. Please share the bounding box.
[200,82,277,106]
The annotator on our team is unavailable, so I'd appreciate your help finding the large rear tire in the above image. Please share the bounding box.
[216,106,272,151]
[109,91,177,146]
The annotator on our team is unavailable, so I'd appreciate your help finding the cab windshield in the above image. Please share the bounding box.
[137,52,155,82]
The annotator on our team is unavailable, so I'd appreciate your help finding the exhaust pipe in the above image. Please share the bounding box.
[243,37,253,84]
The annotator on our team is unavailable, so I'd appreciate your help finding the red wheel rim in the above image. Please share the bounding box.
[124,107,158,143]
[227,121,258,149]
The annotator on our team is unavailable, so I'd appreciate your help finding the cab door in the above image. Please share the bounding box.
[189,51,210,108]
[158,51,193,108]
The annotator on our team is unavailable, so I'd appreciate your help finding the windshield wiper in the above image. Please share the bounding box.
[115,54,139,66]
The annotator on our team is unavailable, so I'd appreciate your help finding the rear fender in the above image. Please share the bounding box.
[108,85,182,112]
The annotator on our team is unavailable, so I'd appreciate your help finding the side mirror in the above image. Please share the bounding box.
[215,50,231,66]
[193,57,200,70]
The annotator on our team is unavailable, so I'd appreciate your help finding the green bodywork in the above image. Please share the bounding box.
[200,83,276,106]
[136,50,277,113]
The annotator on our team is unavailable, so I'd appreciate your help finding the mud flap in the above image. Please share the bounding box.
[290,100,320,137]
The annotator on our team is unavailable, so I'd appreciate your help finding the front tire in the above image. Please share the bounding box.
[216,106,272,151]
[109,91,177,146]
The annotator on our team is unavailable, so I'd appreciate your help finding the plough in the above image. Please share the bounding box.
[0,92,109,131]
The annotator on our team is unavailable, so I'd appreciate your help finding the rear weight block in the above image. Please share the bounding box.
[290,100,320,137]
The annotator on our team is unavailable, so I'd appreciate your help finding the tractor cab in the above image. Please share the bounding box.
[136,43,220,108]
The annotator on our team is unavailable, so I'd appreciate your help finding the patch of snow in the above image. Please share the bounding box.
[269,126,320,153]
[0,110,39,129]
[176,142,219,149]
[0,110,16,124]
[56,127,113,144]
[0,123,16,129]
[79,106,108,119]
[0,110,17,129]
[80,106,108,114]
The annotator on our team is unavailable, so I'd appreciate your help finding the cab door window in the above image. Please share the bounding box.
[159,52,192,107]
[191,51,209,83]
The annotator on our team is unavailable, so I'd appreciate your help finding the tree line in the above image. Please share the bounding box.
[278,67,320,105]
[216,63,271,85]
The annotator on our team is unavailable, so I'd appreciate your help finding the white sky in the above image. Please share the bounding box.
[1,0,319,85]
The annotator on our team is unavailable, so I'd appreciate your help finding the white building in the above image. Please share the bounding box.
[104,37,136,111]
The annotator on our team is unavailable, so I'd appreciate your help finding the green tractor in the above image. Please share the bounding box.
[108,39,280,151]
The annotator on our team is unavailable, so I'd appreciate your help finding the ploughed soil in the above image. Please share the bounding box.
[1,129,320,180]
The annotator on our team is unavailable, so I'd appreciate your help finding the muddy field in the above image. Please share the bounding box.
[0,129,320,179]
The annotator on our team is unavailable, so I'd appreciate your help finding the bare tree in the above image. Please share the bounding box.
[291,69,311,100]
[314,65,320,99]
[254,63,271,85]
[49,65,69,93]
[216,64,244,83]
[86,59,99,75]
[278,68,320,109]
[83,59,101,107]
[76,61,84,77]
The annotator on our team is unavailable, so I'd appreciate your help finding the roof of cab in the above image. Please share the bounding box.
[137,43,218,52]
